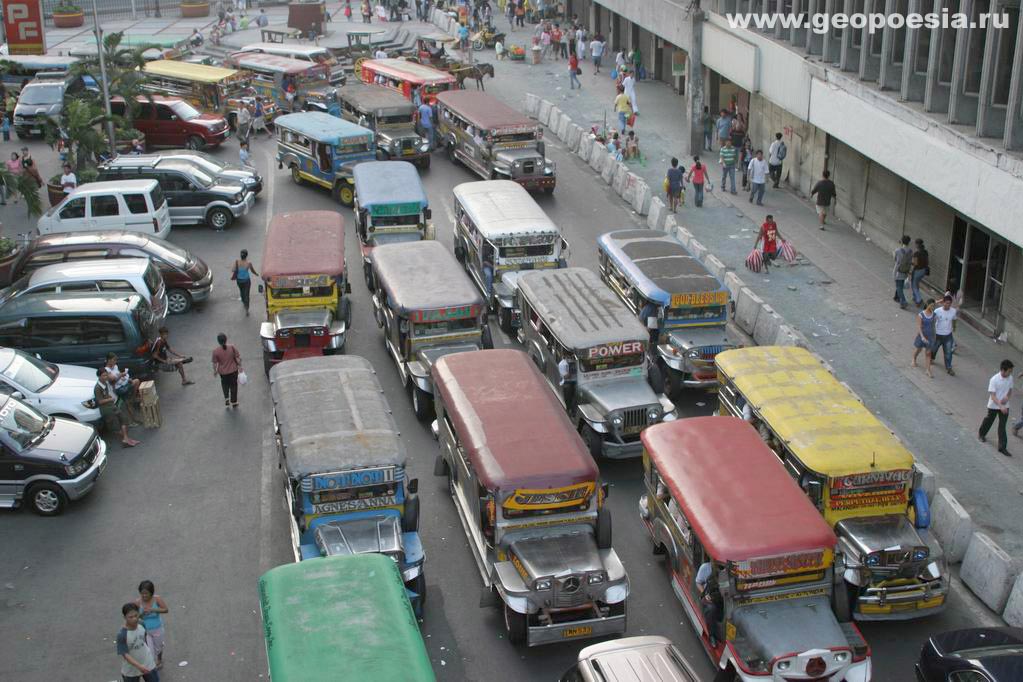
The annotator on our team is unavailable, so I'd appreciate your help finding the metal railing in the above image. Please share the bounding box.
[42,0,184,25]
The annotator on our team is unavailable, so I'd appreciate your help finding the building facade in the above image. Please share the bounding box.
[566,0,1023,345]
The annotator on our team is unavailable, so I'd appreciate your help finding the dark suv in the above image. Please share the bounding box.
[0,231,213,314]
[97,157,254,230]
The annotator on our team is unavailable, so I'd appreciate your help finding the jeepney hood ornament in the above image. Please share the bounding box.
[731,595,848,665]
[315,515,403,558]
[666,326,733,351]
[508,532,604,580]
[578,377,659,415]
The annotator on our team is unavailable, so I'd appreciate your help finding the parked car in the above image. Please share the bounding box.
[145,150,262,196]
[917,627,1023,682]
[37,180,172,239]
[0,292,159,377]
[14,71,91,138]
[0,348,100,423]
[561,637,702,682]
[110,96,230,150]
[96,157,254,230]
[0,231,212,315]
[0,394,107,515]
[0,258,169,321]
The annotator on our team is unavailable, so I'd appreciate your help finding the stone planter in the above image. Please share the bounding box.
[47,182,65,207]
[180,2,210,17]
[53,11,85,28]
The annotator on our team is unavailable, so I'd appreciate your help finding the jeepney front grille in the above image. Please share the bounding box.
[553,575,588,608]
[622,407,648,431]
[400,138,416,150]
[699,345,725,360]
[521,160,536,175]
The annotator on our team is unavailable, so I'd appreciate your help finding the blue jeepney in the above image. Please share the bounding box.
[353,161,435,291]
[597,229,735,395]
[269,354,426,615]
[275,112,375,207]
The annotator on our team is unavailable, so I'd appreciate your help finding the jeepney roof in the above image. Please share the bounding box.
[598,229,725,306]
[262,210,345,279]
[228,52,324,75]
[641,417,836,562]
[240,42,332,57]
[365,58,457,84]
[715,346,916,476]
[339,82,417,115]
[433,349,598,491]
[418,32,458,43]
[353,161,428,211]
[143,60,240,83]
[274,111,373,146]
[516,268,648,354]
[452,180,559,240]
[258,554,436,682]
[372,241,482,316]
[269,356,406,477]
[435,90,536,130]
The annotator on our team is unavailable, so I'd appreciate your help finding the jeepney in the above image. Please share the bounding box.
[259,211,350,373]
[717,346,948,621]
[411,33,458,68]
[436,90,556,193]
[640,416,872,681]
[233,42,347,86]
[258,554,436,681]
[270,356,425,615]
[275,112,375,207]
[452,180,568,333]
[598,229,734,395]
[353,161,434,290]
[515,267,676,459]
[338,82,431,168]
[432,349,628,647]
[371,240,490,421]
[141,60,276,129]
[224,52,338,115]
[359,58,457,105]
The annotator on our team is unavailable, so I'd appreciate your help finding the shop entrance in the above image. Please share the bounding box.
[947,216,1007,330]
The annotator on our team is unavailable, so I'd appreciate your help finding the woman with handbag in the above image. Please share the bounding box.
[231,249,259,317]
[212,333,243,409]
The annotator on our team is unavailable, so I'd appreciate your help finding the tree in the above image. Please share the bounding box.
[0,59,44,216]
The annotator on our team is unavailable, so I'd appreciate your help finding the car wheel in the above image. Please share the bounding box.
[28,482,66,516]
[290,165,303,185]
[543,186,555,195]
[206,207,233,230]
[418,155,431,170]
[335,182,355,207]
[364,263,375,291]
[498,307,513,335]
[167,289,192,314]
[186,135,205,151]
[503,604,527,645]
[411,384,434,422]
[446,142,457,164]
[263,352,273,377]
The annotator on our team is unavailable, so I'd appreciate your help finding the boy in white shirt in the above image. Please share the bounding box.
[933,293,958,375]
[979,359,1014,456]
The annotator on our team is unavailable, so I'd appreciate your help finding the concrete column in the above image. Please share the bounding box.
[901,0,926,100]
[822,0,841,63]
[923,0,951,112]
[976,3,1004,138]
[839,0,861,70]
[588,2,598,34]
[1005,2,1023,150]
[858,0,882,82]
[707,66,721,112]
[948,0,978,125]
[790,0,809,47]
[878,0,903,91]
[807,0,824,55]
[686,10,707,157]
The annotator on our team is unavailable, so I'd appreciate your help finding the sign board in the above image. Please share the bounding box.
[3,0,45,56]
[671,49,686,77]
[670,290,729,307]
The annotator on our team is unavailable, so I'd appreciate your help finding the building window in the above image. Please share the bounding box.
[992,6,1019,105]
[937,0,959,84]
[963,0,991,94]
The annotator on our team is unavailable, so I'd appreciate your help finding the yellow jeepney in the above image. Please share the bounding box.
[715,346,948,621]
[142,60,276,128]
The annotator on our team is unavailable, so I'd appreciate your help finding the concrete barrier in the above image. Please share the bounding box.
[735,287,765,336]
[687,239,708,262]
[631,179,652,215]
[622,173,640,207]
[599,155,617,184]
[663,215,678,237]
[558,114,572,141]
[588,142,605,171]
[565,124,583,151]
[931,488,973,562]
[702,254,727,281]
[1003,574,1023,627]
[525,93,540,117]
[753,304,785,346]
[774,324,808,348]
[611,162,630,193]
[724,272,745,302]
[537,100,553,126]
[546,105,561,129]
[961,532,1020,612]
[578,133,594,161]
[675,226,694,248]
[914,461,936,504]
[647,197,668,230]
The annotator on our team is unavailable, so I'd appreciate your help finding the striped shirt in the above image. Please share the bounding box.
[719,146,738,167]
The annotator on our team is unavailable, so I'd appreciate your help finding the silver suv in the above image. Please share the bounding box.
[14,72,89,138]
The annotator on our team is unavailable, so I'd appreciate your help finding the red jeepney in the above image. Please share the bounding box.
[359,58,456,104]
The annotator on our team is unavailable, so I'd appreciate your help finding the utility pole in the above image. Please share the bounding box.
[92,0,117,158]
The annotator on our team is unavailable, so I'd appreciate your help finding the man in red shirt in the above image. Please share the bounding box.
[754,214,782,272]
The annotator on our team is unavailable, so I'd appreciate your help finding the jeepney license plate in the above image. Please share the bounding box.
[624,425,644,435]
[403,149,415,155]
[562,626,592,638]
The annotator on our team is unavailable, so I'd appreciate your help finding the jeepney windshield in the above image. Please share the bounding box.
[492,131,537,144]
[336,140,372,155]
[378,113,412,125]
[270,283,337,299]
[371,213,421,227]
[423,84,450,96]
[665,304,727,322]
[579,351,644,374]
[222,79,252,97]
[297,70,329,86]
[411,316,478,338]
[309,481,398,506]
[498,243,554,260]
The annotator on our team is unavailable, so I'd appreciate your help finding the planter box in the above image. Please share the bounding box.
[180,2,210,17]
[53,11,85,28]
[47,182,65,207]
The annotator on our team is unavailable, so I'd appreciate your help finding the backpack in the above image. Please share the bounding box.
[776,141,787,161]
[897,248,912,275]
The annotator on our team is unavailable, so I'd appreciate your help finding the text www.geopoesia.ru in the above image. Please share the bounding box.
[726,11,1012,34]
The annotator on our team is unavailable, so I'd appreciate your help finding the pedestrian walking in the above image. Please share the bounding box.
[933,293,958,375]
[767,132,786,188]
[893,235,912,309]
[715,109,731,148]
[212,333,242,408]
[686,157,706,208]
[540,26,551,60]
[747,150,769,205]
[256,8,269,26]
[911,299,937,377]
[622,69,638,115]
[729,113,746,148]
[558,24,570,57]
[362,0,372,22]
[3,152,20,205]
[979,359,1014,456]
[589,34,605,74]
[630,46,642,78]
[665,157,684,212]
[718,138,738,194]
[417,100,435,149]
[20,147,42,189]
[1,116,9,143]
[344,0,353,19]
[753,215,782,273]
[135,581,168,670]
[117,603,159,682]
[251,98,270,138]
[239,141,252,168]
[568,51,581,89]
[576,33,586,61]
[910,238,929,307]
[506,0,515,29]
[613,86,632,134]
[231,249,259,316]
[701,106,713,151]
[236,102,252,141]
[516,0,526,27]
[738,139,752,190]
[94,369,141,448]
[809,170,837,229]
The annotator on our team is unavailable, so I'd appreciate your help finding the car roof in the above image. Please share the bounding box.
[262,211,345,279]
[353,161,427,209]
[65,179,158,195]
[31,230,152,249]
[453,180,558,240]
[576,636,699,682]
[372,241,481,315]
[0,291,142,317]
[25,258,150,285]
[274,112,373,146]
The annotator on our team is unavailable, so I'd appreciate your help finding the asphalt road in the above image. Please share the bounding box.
[0,128,997,682]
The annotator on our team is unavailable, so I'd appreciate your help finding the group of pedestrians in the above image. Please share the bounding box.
[117,581,168,682]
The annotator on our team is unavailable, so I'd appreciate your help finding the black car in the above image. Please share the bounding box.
[97,157,254,230]
[917,627,1023,682]
[0,396,107,515]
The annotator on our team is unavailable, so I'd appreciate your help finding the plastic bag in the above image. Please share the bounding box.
[745,249,763,273]
[779,240,797,263]
[238,370,249,386]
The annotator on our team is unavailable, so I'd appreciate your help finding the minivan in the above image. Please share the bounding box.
[110,96,230,150]
[0,293,159,376]
[0,231,212,314]
[0,258,169,321]
[13,71,91,138]
[37,180,172,240]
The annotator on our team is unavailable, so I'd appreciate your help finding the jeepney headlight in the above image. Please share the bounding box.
[912,548,929,562]
[647,407,660,422]
[587,572,604,585]
[611,415,623,427]
[834,652,850,664]
[544,162,555,175]
[685,348,701,359]
[419,141,430,151]
[776,660,791,672]
[312,327,326,336]
[865,552,881,567]
[748,658,768,673]
[534,578,552,591]
[277,329,292,338]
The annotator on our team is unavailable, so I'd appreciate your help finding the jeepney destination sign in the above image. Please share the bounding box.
[586,340,644,360]
[410,305,481,323]
[312,494,399,515]
[369,202,423,217]
[732,549,829,578]
[504,482,595,510]
[829,469,911,511]
[307,466,396,492]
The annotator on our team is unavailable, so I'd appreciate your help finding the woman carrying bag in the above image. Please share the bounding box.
[212,333,244,409]
[231,249,259,317]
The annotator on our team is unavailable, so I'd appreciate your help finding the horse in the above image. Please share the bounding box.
[454,63,495,91]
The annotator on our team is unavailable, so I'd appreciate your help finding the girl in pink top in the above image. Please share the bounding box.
[686,158,707,208]
[211,332,242,408]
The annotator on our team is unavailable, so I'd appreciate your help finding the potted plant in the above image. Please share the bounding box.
[53,2,85,28]
[180,0,210,17]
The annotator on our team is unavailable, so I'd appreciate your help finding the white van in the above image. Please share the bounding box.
[37,180,172,240]
[0,258,169,321]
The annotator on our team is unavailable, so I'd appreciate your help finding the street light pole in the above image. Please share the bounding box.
[92,0,117,158]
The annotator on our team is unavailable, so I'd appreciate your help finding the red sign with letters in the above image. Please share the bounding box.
[4,0,46,55]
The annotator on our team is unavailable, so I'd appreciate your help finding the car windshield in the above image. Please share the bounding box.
[19,84,62,105]
[0,398,50,451]
[1,352,58,393]
[169,100,202,121]
[144,239,191,269]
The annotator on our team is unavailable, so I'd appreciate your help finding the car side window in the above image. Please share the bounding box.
[60,282,99,293]
[27,318,85,347]
[59,197,86,220]
[65,249,109,261]
[0,321,26,347]
[162,175,189,192]
[82,317,126,344]
[156,104,175,121]
[123,194,150,214]
[22,253,65,273]
[90,195,121,217]
[97,280,134,292]
[27,285,58,295]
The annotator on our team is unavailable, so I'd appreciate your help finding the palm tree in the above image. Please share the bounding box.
[70,31,158,130]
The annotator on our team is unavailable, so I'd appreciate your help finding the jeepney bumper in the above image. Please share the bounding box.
[658,347,719,388]
[732,658,871,682]
[854,577,948,620]
[601,438,645,459]
[525,608,626,646]
[58,441,108,501]
[514,175,556,192]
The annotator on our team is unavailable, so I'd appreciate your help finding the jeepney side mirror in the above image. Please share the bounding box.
[408,478,419,494]
[278,160,283,170]
[258,284,264,294]
[601,482,610,500]
[344,280,352,294]
[804,478,823,502]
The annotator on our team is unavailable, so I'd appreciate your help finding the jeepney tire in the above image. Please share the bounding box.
[186,135,205,151]
[434,453,449,478]
[472,39,485,50]
[290,165,303,185]
[583,424,603,459]
[418,155,431,170]
[206,207,233,230]
[336,182,355,207]
[339,297,352,329]
[503,604,527,645]
[712,665,737,682]
[413,573,427,610]
[596,507,612,550]
[364,263,376,291]
[446,141,457,164]
[543,187,555,195]
[652,540,666,555]
[482,325,494,350]
[167,289,192,314]
[411,384,434,422]
[402,495,420,532]
[263,354,273,377]
[833,579,853,622]
[498,307,513,335]
[27,482,66,516]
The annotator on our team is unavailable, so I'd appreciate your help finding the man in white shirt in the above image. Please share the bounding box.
[59,163,77,193]
[374,48,389,60]
[558,355,575,407]
[979,359,1014,456]
[747,149,770,206]
[622,71,637,114]
[767,132,785,188]
[236,103,252,141]
[589,36,605,74]
[933,294,958,375]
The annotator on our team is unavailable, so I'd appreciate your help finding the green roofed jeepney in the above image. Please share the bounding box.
[258,554,436,682]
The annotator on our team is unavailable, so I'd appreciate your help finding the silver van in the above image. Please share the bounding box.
[0,258,168,321]
[13,71,90,138]
[561,636,702,682]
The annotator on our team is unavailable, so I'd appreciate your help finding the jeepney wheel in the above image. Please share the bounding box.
[418,155,431,170]
[364,263,376,291]
[411,384,435,422]
[355,56,368,72]
[290,165,303,185]
[412,573,427,611]
[503,603,527,645]
[446,141,458,164]
[339,297,352,330]
[498,307,513,335]
[583,424,603,459]
[833,579,853,622]
[543,187,555,195]
[712,666,737,682]
[596,507,612,550]
[402,495,420,532]
[263,353,273,377]
[27,482,66,516]
[206,207,233,230]
[335,182,355,207]
[186,135,205,151]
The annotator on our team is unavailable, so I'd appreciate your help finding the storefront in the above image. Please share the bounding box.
[947,218,1010,334]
